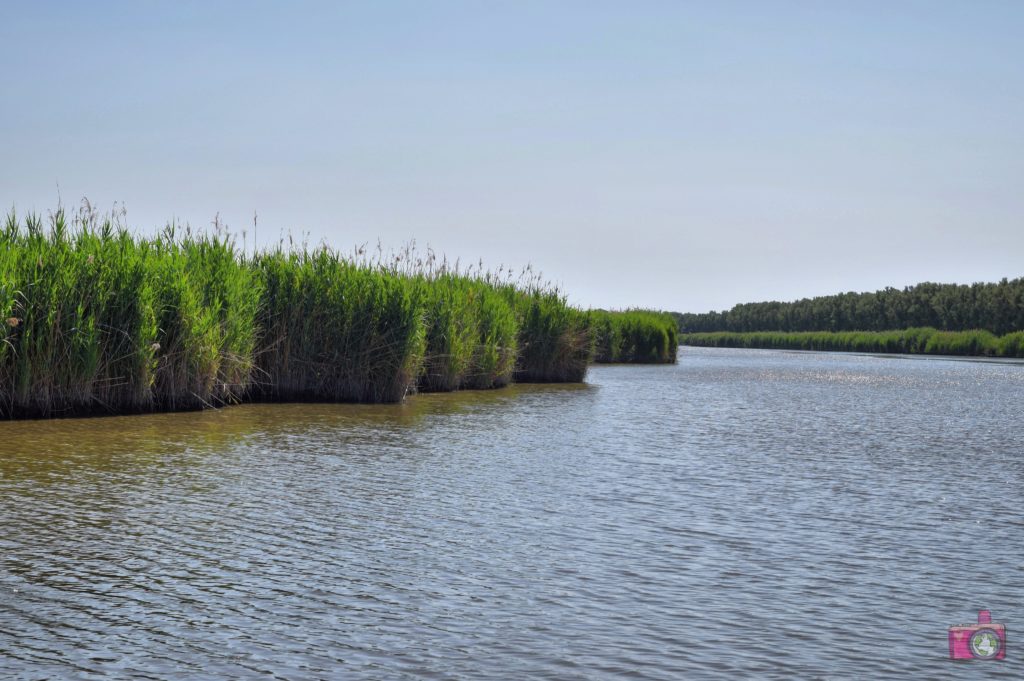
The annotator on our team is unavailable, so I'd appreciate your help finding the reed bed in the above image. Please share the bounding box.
[590,309,679,364]
[414,275,518,392]
[509,288,593,382]
[0,209,260,418]
[1,208,674,419]
[252,248,424,403]
[680,328,1024,358]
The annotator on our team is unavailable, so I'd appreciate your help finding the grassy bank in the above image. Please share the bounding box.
[1,209,675,418]
[681,328,1024,358]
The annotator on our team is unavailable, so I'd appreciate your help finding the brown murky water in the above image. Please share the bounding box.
[1,349,1023,678]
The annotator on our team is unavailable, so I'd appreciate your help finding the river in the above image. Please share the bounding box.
[1,347,1022,679]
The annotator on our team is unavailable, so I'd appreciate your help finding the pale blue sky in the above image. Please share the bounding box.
[2,1,1022,312]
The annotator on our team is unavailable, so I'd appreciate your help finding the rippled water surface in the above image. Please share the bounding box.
[2,347,1023,679]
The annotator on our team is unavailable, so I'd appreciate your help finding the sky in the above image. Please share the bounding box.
[2,1,1022,313]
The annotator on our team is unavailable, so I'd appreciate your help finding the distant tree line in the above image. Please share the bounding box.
[674,279,1024,335]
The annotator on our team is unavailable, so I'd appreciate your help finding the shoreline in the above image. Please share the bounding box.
[680,328,1024,359]
[684,344,1024,366]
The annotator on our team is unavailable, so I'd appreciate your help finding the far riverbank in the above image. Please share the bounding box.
[680,327,1024,358]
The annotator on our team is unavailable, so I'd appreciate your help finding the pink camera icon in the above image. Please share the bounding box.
[948,610,1006,660]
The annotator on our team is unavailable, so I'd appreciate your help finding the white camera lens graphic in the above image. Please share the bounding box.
[969,629,1001,659]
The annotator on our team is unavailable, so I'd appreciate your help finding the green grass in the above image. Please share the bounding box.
[3,208,677,418]
[0,209,262,417]
[680,328,1024,358]
[252,248,424,404]
[460,279,519,389]
[415,275,520,392]
[508,288,593,382]
[0,210,149,416]
[590,309,679,364]
[151,228,262,410]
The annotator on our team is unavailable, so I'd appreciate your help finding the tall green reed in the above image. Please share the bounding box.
[590,309,678,363]
[415,275,518,391]
[0,206,667,418]
[253,248,424,403]
[509,289,593,382]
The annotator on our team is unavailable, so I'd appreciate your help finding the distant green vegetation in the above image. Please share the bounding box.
[590,310,679,363]
[674,279,1024,359]
[681,328,1024,358]
[0,207,676,418]
[676,280,1024,335]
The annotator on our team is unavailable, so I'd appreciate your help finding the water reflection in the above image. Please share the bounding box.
[0,383,591,480]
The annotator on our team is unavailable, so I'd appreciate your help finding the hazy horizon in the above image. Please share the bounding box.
[3,1,1022,314]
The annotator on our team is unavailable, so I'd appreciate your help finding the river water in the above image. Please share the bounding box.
[1,347,1022,679]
